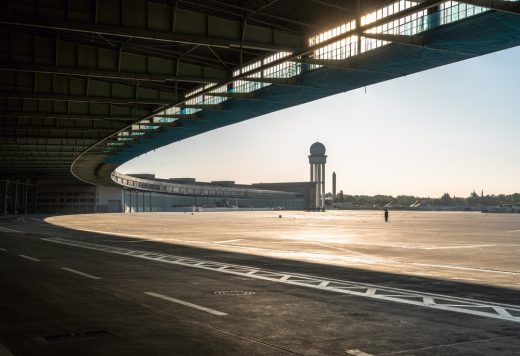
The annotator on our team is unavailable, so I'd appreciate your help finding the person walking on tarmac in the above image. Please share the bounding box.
[384,209,389,223]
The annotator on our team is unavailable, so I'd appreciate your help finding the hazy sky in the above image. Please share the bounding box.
[120,46,520,198]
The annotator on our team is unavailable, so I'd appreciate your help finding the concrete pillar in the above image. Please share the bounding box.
[14,180,18,214]
[3,181,7,215]
[122,189,126,212]
[24,182,28,214]
[34,184,38,213]
[321,163,326,209]
[356,0,362,54]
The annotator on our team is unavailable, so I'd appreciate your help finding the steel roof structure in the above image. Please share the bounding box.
[1,0,519,185]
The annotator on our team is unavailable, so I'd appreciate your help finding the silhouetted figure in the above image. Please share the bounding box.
[384,209,389,223]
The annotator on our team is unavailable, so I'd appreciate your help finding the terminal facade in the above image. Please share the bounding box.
[1,143,326,214]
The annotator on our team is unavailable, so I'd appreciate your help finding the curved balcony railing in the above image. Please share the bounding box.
[111,171,301,200]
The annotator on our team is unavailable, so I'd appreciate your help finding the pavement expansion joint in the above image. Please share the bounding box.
[41,237,520,323]
[40,330,113,343]
[214,290,256,296]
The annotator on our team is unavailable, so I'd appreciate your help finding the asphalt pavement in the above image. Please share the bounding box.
[0,216,519,355]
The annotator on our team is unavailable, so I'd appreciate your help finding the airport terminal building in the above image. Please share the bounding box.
[115,172,317,212]
[18,173,317,214]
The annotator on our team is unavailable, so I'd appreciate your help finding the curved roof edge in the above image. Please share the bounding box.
[71,10,520,186]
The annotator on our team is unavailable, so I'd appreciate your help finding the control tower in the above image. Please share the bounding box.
[309,142,327,210]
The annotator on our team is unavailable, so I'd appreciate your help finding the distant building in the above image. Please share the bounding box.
[112,172,318,212]
[332,172,337,199]
[309,142,327,210]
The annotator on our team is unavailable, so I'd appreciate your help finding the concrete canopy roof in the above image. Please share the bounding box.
[1,0,519,184]
[0,0,370,180]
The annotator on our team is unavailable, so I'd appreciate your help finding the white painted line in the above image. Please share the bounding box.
[61,267,101,280]
[214,239,244,244]
[366,288,376,296]
[346,349,373,356]
[144,292,227,316]
[56,226,170,241]
[421,244,495,250]
[407,261,519,275]
[423,296,435,305]
[19,254,40,262]
[42,237,520,323]
[493,307,512,318]
[0,226,22,233]
[0,248,7,252]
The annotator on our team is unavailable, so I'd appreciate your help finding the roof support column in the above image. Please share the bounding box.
[3,181,7,215]
[356,0,362,55]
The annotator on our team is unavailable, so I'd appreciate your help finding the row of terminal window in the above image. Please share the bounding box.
[38,198,96,203]
[37,191,96,197]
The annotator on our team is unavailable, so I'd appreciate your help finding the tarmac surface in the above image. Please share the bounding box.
[0,211,519,355]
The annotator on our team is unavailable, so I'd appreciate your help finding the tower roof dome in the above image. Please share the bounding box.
[310,142,326,156]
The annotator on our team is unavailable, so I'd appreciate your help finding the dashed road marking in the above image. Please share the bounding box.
[408,262,519,275]
[346,349,373,356]
[214,239,244,244]
[61,267,101,280]
[0,248,7,252]
[0,226,22,233]
[144,292,227,316]
[19,254,40,262]
[420,244,495,250]
[42,237,520,323]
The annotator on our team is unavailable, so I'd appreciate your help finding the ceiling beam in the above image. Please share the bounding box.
[1,159,75,164]
[0,92,175,106]
[0,111,141,121]
[0,15,303,52]
[0,125,120,133]
[0,152,76,156]
[0,146,82,156]
[305,0,355,13]
[0,133,109,140]
[0,143,88,152]
[184,0,318,30]
[0,140,96,146]
[2,162,71,165]
[0,63,223,84]
[1,168,70,171]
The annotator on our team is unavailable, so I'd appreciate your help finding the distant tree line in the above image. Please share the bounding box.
[329,191,520,207]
